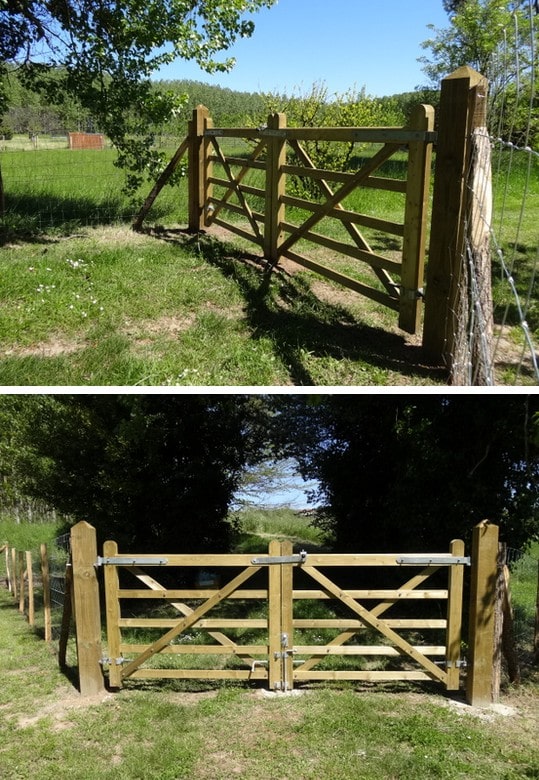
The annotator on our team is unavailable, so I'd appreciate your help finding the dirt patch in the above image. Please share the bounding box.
[4,337,83,359]
[17,689,114,731]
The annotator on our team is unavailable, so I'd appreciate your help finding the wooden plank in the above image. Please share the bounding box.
[268,539,282,690]
[119,618,268,628]
[117,588,269,599]
[294,670,432,681]
[120,564,261,680]
[132,135,189,230]
[301,566,447,683]
[294,645,446,656]
[280,221,402,275]
[206,138,266,225]
[281,195,405,236]
[399,104,434,334]
[466,521,499,706]
[281,250,400,312]
[264,112,287,263]
[277,143,401,257]
[120,644,269,655]
[287,138,397,296]
[103,540,122,688]
[129,668,268,680]
[208,155,265,170]
[282,165,407,193]
[18,550,24,613]
[209,136,263,243]
[211,216,265,248]
[298,553,456,566]
[107,552,262,566]
[70,522,105,695]
[446,539,465,691]
[128,566,261,665]
[208,199,264,225]
[293,619,446,629]
[293,589,448,600]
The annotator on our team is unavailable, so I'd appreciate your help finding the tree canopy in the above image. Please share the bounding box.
[0,0,276,189]
[274,395,539,553]
[0,395,272,550]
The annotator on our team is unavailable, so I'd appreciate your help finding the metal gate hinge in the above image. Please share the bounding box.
[251,551,307,565]
[100,656,130,666]
[396,556,470,566]
[96,556,168,566]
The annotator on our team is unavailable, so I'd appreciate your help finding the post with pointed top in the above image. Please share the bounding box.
[466,521,499,706]
[423,66,492,382]
[70,521,105,696]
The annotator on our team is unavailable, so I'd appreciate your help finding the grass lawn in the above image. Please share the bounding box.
[0,582,538,780]
[0,140,536,386]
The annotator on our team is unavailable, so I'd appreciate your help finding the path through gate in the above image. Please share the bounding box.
[100,538,468,692]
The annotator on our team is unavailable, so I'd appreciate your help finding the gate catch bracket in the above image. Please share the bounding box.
[251,550,307,565]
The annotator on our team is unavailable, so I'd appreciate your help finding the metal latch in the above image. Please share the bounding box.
[251,551,307,565]
[396,556,470,566]
[96,556,168,566]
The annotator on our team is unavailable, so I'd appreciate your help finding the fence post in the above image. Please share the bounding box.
[18,550,25,614]
[466,521,499,706]
[423,66,491,382]
[11,547,17,599]
[70,521,105,696]
[188,104,212,232]
[400,103,435,334]
[26,550,34,626]
[40,543,52,642]
[268,539,282,690]
[264,112,287,265]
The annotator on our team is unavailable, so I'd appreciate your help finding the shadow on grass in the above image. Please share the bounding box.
[148,227,445,386]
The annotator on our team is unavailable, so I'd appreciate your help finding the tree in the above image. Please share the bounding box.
[0,0,276,192]
[0,395,273,550]
[275,395,539,553]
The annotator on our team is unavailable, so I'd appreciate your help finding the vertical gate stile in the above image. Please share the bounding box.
[188,104,210,232]
[204,112,213,229]
[103,540,122,689]
[264,112,287,265]
[400,103,435,334]
[280,540,294,691]
[445,539,465,690]
[267,539,282,690]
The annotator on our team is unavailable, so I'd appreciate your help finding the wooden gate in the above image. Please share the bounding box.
[101,538,467,692]
[190,104,435,335]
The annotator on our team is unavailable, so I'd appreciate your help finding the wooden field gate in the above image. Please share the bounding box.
[98,538,470,693]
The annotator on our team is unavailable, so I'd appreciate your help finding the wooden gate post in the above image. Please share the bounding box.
[70,521,105,696]
[466,521,499,706]
[40,543,52,642]
[445,538,465,691]
[264,112,287,265]
[400,103,435,334]
[188,104,212,232]
[423,66,490,377]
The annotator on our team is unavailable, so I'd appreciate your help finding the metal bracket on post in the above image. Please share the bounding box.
[396,556,470,566]
[251,551,307,566]
[96,556,168,566]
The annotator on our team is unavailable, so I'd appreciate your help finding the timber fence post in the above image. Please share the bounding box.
[41,542,52,642]
[70,521,105,696]
[264,112,287,265]
[423,66,492,383]
[188,105,212,232]
[466,521,499,706]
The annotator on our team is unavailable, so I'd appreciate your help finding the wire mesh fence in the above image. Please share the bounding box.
[506,546,539,666]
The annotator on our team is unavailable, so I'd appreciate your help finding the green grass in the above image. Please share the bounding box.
[1,585,538,780]
[0,141,536,385]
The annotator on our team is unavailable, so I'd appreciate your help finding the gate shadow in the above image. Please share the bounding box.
[147,228,444,386]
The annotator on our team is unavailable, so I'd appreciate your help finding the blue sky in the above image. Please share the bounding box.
[154,0,450,96]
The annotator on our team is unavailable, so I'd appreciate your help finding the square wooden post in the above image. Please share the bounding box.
[70,521,105,696]
[466,521,499,706]
[103,540,123,689]
[423,66,490,376]
[445,538,465,690]
[264,112,287,265]
[188,105,212,232]
[268,539,282,690]
[26,550,34,626]
[400,103,435,334]
[40,543,52,642]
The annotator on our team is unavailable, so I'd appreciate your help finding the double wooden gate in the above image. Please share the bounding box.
[101,538,467,692]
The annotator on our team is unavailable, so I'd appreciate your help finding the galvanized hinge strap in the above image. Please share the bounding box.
[100,656,130,666]
[396,556,470,566]
[96,556,168,566]
[251,551,307,565]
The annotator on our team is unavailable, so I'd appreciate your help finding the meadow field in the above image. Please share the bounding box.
[0,138,536,385]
